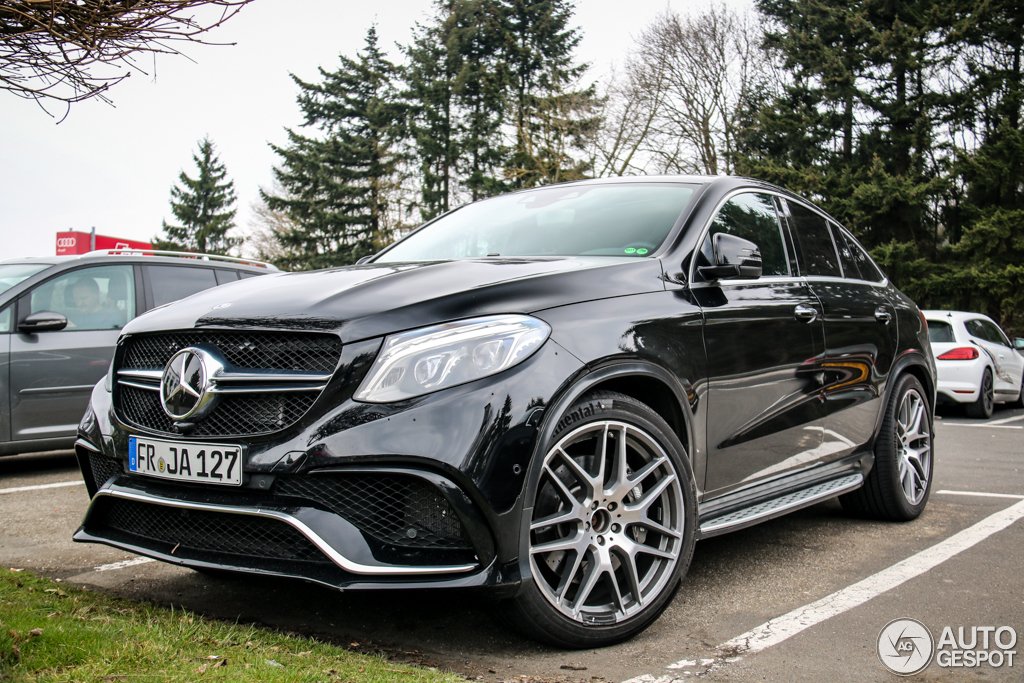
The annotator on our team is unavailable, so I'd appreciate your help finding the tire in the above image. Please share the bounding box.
[965,368,994,419]
[1010,375,1024,410]
[841,374,933,521]
[494,391,697,649]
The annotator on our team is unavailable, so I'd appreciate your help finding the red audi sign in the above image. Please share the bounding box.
[55,231,153,255]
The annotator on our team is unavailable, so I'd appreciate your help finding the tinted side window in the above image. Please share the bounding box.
[700,192,789,276]
[239,271,260,280]
[965,319,989,341]
[833,224,861,280]
[786,201,841,277]
[148,266,218,307]
[26,265,136,331]
[980,320,1010,346]
[841,228,885,282]
[928,321,955,343]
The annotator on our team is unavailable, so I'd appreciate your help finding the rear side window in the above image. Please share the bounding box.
[964,318,1009,346]
[838,228,885,282]
[786,201,841,277]
[979,320,1010,347]
[215,269,240,285]
[147,266,219,307]
[928,321,955,343]
[699,192,789,277]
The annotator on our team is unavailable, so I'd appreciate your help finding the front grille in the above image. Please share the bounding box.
[89,452,122,489]
[119,385,318,437]
[275,474,472,550]
[115,330,339,438]
[95,498,330,564]
[122,331,342,372]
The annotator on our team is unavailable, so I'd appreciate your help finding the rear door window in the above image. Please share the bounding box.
[146,266,218,307]
[785,201,841,277]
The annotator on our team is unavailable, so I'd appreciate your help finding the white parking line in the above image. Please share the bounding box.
[936,489,1024,500]
[624,496,1024,682]
[944,424,1023,429]
[0,480,81,494]
[986,414,1024,426]
[94,557,156,572]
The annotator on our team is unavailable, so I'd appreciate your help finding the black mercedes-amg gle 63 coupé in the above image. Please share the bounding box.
[73,176,936,648]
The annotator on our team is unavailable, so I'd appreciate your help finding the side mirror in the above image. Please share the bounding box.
[1014,337,1024,351]
[19,311,68,333]
[697,233,763,280]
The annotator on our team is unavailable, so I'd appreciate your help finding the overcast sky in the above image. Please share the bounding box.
[2,0,751,260]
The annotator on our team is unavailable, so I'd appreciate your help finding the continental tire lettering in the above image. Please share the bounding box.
[552,401,606,436]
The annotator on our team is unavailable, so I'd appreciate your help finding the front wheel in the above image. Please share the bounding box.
[841,374,933,521]
[495,392,696,648]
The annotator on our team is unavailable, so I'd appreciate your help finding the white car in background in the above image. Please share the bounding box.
[924,310,1024,418]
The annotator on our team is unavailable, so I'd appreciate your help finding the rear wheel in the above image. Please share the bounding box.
[495,392,696,648]
[841,374,933,521]
[965,368,994,419]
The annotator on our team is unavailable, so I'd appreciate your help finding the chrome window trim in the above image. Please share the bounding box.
[88,487,478,576]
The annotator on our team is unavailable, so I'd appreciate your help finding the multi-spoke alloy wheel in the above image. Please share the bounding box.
[966,368,995,419]
[840,374,934,521]
[895,388,931,506]
[496,392,696,648]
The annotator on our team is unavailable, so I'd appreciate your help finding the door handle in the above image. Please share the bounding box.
[874,307,892,324]
[794,304,818,323]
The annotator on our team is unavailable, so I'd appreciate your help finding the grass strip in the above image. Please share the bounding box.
[0,568,459,683]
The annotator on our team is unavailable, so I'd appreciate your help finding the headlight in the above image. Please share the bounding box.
[354,315,551,403]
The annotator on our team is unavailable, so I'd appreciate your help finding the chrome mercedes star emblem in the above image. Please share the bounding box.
[160,348,209,420]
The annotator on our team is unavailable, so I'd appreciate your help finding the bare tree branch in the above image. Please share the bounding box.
[0,0,253,113]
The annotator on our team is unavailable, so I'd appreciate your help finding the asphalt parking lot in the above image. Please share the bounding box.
[2,405,1021,682]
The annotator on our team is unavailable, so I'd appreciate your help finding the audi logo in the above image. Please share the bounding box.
[56,237,77,248]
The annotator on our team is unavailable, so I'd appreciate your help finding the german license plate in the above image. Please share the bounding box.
[128,436,242,486]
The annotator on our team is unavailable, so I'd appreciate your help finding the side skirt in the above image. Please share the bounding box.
[697,454,870,539]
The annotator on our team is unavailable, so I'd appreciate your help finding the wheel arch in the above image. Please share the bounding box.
[515,361,698,589]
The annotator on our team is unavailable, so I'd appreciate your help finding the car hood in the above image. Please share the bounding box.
[122,256,667,343]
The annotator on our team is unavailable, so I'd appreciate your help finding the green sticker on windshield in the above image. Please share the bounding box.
[637,248,649,254]
[624,248,637,254]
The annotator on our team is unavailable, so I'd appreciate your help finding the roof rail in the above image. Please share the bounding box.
[80,249,279,271]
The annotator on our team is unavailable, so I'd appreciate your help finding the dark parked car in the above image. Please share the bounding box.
[72,177,936,648]
[0,250,275,457]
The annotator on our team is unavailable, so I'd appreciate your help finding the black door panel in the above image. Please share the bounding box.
[697,281,827,494]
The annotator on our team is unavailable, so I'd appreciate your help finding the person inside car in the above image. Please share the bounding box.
[68,277,125,329]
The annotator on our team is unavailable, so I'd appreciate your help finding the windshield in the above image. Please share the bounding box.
[376,183,696,262]
[0,264,49,297]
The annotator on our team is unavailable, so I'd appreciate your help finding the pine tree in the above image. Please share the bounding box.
[405,3,465,220]
[404,0,509,219]
[262,27,406,269]
[496,0,601,187]
[933,0,1024,334]
[156,136,240,255]
[735,0,947,251]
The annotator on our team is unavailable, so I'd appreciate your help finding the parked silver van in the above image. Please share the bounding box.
[0,250,275,456]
